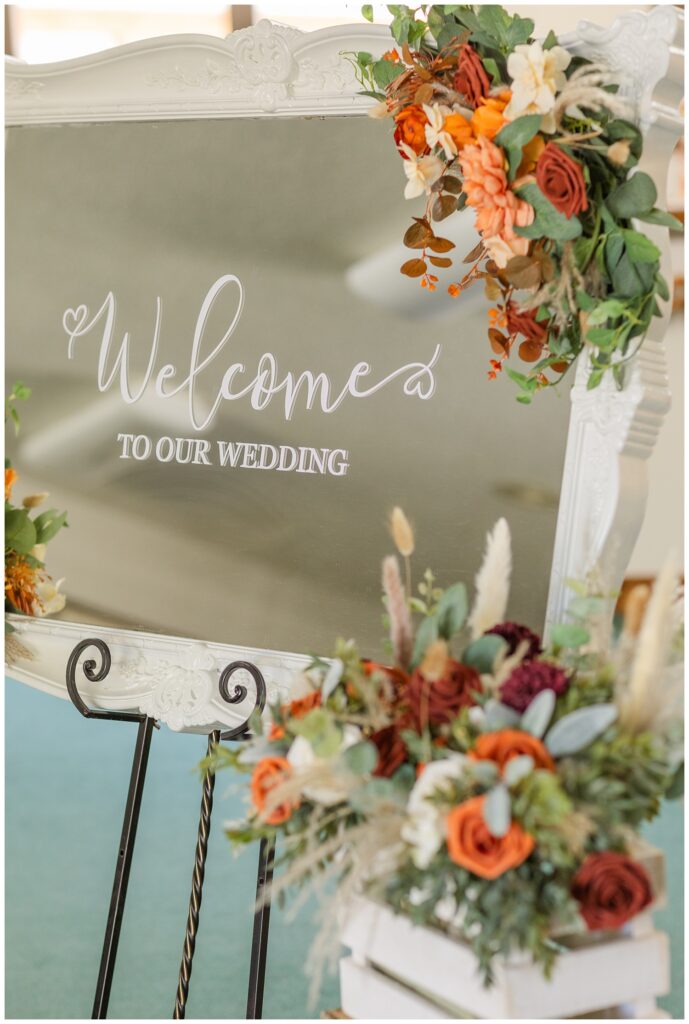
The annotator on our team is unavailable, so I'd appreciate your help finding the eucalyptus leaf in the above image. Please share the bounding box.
[436,582,468,640]
[412,614,439,668]
[341,740,378,775]
[503,754,534,787]
[469,760,500,787]
[483,783,511,838]
[545,704,618,758]
[483,698,520,732]
[462,634,508,674]
[635,208,684,231]
[622,229,661,264]
[606,172,657,219]
[515,183,582,241]
[372,59,404,89]
[520,688,556,738]
[495,115,541,179]
[550,623,589,648]
[5,508,37,555]
[33,509,68,545]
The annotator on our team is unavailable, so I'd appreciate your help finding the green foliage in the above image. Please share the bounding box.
[515,183,583,241]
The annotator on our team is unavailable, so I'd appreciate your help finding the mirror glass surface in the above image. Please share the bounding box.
[6,117,570,657]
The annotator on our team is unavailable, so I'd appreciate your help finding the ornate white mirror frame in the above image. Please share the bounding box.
[5,7,684,736]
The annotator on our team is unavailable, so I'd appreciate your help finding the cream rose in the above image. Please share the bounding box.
[504,42,571,132]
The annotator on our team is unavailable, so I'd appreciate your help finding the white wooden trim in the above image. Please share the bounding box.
[5,9,683,729]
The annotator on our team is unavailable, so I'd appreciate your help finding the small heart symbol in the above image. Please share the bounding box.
[62,304,88,336]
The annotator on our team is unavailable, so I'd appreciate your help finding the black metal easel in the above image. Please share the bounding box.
[66,640,275,1021]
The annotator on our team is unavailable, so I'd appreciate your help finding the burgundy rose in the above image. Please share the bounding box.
[370,725,408,778]
[487,621,543,661]
[405,659,482,730]
[536,142,588,218]
[500,660,569,714]
[571,852,653,931]
[453,44,491,109]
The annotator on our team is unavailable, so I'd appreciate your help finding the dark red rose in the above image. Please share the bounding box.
[487,621,543,661]
[405,659,482,730]
[500,660,569,714]
[370,725,408,778]
[571,852,653,930]
[536,142,588,218]
[453,44,491,109]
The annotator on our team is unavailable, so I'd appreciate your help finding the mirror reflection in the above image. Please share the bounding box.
[6,117,570,656]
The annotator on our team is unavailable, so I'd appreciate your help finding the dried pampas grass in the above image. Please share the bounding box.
[468,519,512,639]
[382,555,414,669]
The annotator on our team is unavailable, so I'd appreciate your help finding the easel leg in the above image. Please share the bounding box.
[92,714,155,1018]
[246,836,275,1020]
[173,730,220,1020]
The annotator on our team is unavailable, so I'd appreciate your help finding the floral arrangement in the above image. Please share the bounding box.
[212,508,683,993]
[350,5,681,400]
[5,382,68,630]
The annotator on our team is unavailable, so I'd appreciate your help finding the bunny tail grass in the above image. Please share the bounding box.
[468,518,512,640]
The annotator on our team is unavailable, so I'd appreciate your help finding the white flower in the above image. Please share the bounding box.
[423,103,457,160]
[30,543,47,563]
[505,41,571,132]
[34,578,66,617]
[368,99,390,119]
[287,724,361,806]
[400,142,444,199]
[402,755,468,868]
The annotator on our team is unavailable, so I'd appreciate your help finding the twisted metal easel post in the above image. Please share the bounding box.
[172,661,268,1020]
[66,639,157,1020]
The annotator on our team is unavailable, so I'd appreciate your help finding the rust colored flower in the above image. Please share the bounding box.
[453,43,491,109]
[536,142,588,218]
[405,659,482,730]
[288,690,321,719]
[5,467,18,502]
[571,852,653,930]
[470,729,556,772]
[500,661,570,714]
[506,302,548,343]
[486,621,543,660]
[394,105,429,158]
[471,92,509,141]
[371,725,408,778]
[5,553,41,616]
[446,795,535,879]
[250,756,297,825]
[268,723,286,742]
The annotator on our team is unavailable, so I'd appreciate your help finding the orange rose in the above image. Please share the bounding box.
[446,795,535,879]
[287,690,321,719]
[471,93,509,141]
[444,112,475,150]
[250,756,297,825]
[394,105,429,158]
[268,723,285,741]
[5,466,18,502]
[470,729,555,772]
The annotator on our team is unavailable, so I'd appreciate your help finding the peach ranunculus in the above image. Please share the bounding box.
[470,92,510,141]
[443,111,475,151]
[446,795,535,879]
[394,105,429,158]
[250,756,298,825]
[470,729,556,772]
[5,466,18,501]
[482,232,530,269]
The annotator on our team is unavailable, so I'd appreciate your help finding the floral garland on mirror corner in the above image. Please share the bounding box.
[209,508,683,997]
[346,5,683,401]
[5,382,68,637]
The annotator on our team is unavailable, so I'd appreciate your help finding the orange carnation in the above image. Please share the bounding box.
[470,729,555,772]
[250,756,297,825]
[446,795,535,879]
[5,466,18,501]
[444,112,475,150]
[471,93,509,141]
[394,105,429,158]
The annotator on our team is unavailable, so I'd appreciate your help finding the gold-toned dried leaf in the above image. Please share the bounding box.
[463,241,484,264]
[504,255,542,290]
[428,236,455,254]
[484,276,502,300]
[401,258,428,277]
[429,255,453,268]
[403,221,432,249]
[414,82,434,105]
[484,259,499,276]
[432,194,457,222]
[488,329,509,355]
[439,175,463,195]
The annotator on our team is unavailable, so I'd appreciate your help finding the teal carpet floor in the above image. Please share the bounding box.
[5,678,683,1018]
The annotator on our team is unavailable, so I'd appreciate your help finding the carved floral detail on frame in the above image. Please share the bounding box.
[122,643,218,731]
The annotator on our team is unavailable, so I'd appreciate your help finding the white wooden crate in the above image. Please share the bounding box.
[341,898,670,1020]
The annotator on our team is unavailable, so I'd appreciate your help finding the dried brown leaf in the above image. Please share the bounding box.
[429,255,453,268]
[504,255,542,290]
[463,241,484,264]
[489,329,510,355]
[401,258,428,277]
[439,175,463,195]
[403,221,432,249]
[432,194,458,222]
[414,82,434,105]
